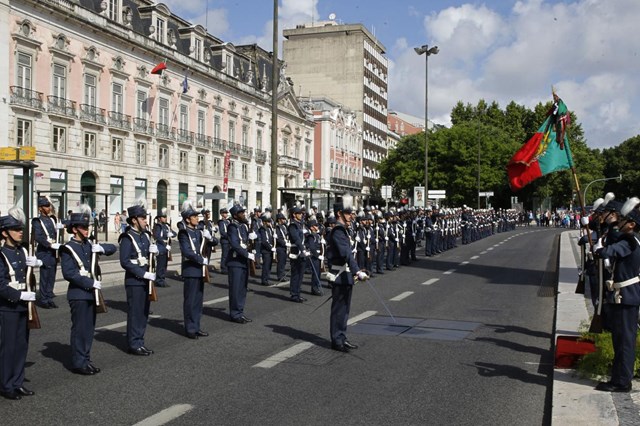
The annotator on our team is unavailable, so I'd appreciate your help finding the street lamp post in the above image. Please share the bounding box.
[414,44,439,201]
[582,174,623,207]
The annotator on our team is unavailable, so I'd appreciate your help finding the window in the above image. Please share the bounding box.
[213,157,221,176]
[241,163,248,180]
[112,83,123,113]
[294,141,300,158]
[229,160,235,178]
[256,129,263,150]
[228,120,235,144]
[214,115,221,140]
[17,52,32,90]
[135,178,147,202]
[179,151,188,171]
[110,176,123,214]
[196,185,205,207]
[52,64,67,100]
[180,104,188,131]
[84,74,97,107]
[197,110,205,136]
[225,54,232,75]
[159,144,169,167]
[111,137,122,160]
[159,98,169,125]
[305,146,310,164]
[17,119,32,147]
[107,0,120,21]
[156,17,165,44]
[178,183,188,206]
[242,124,248,147]
[84,132,96,157]
[283,136,289,156]
[197,154,205,173]
[194,38,202,61]
[52,126,66,152]
[136,91,147,119]
[256,166,262,183]
[136,142,146,165]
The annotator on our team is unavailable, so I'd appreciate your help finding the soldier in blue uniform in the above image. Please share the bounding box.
[258,213,276,286]
[198,208,216,277]
[152,208,175,288]
[288,207,309,303]
[218,208,230,275]
[33,196,64,309]
[305,220,323,295]
[593,197,640,392]
[327,199,369,352]
[0,208,40,400]
[225,205,253,323]
[61,206,116,375]
[274,212,289,281]
[119,202,160,356]
[179,201,217,339]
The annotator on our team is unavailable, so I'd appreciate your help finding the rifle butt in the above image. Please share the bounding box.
[575,275,585,294]
[27,302,41,329]
[588,313,603,334]
[95,289,108,314]
[148,280,158,302]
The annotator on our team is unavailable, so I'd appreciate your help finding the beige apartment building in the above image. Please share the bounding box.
[1,0,314,221]
[283,20,388,203]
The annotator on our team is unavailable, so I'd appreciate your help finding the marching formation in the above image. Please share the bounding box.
[577,193,640,393]
[0,195,521,400]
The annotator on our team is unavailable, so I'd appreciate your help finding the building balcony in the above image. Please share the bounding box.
[212,137,226,152]
[303,162,313,171]
[227,141,240,155]
[330,177,361,189]
[195,133,210,149]
[255,149,267,163]
[278,155,302,169]
[47,95,76,119]
[9,86,45,111]
[238,145,253,159]
[177,129,194,145]
[155,123,176,141]
[133,118,154,136]
[79,104,106,125]
[108,111,131,131]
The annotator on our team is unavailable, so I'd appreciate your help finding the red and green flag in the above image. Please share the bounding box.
[507,95,573,191]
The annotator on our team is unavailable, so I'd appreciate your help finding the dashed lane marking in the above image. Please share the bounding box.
[133,403,194,426]
[97,315,161,331]
[470,256,480,260]
[422,278,439,286]
[348,310,377,325]
[253,342,315,369]
[443,269,456,275]
[203,296,229,306]
[480,251,488,254]
[487,247,494,251]
[390,291,414,301]
[459,261,469,265]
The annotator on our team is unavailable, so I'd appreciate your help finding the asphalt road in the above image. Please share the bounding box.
[2,226,560,425]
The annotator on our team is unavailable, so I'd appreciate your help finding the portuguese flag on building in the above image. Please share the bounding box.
[507,94,573,191]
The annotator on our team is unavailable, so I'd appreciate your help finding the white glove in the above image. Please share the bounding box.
[143,272,156,281]
[203,229,212,240]
[356,271,369,281]
[166,244,171,252]
[170,231,177,238]
[148,244,159,254]
[92,244,105,253]
[355,236,361,242]
[20,291,36,301]
[321,238,326,244]
[318,255,324,261]
[286,242,292,248]
[51,243,61,250]
[93,280,102,290]
[248,253,255,261]
[593,238,603,252]
[271,247,276,252]
[366,247,370,251]
[580,217,589,226]
[385,237,389,241]
[303,229,309,234]
[201,256,209,265]
[26,256,42,267]
[56,222,65,229]
[303,250,311,257]
[248,232,257,240]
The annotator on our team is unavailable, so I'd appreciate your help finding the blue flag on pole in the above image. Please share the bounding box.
[182,74,189,94]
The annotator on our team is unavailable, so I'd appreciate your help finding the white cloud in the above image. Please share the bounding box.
[389,0,640,148]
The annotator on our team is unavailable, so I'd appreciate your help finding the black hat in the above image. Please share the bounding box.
[201,208,211,215]
[276,213,286,220]
[38,196,51,207]
[260,213,271,221]
[0,207,25,231]
[68,213,90,228]
[230,205,246,216]
[307,219,319,228]
[157,207,168,218]
[606,200,623,213]
[127,204,147,218]
[220,208,229,214]
[325,216,336,225]
[181,200,198,219]
[291,206,302,214]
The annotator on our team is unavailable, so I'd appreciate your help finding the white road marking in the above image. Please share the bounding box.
[470,256,479,260]
[348,310,377,325]
[133,404,194,426]
[97,315,161,331]
[480,251,488,254]
[487,247,494,251]
[422,278,439,286]
[459,261,469,265]
[203,296,229,306]
[390,291,414,301]
[253,342,315,369]
[443,269,456,275]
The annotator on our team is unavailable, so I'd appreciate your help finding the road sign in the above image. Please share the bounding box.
[479,191,495,197]
[381,185,393,199]
[428,190,446,199]
[303,171,310,179]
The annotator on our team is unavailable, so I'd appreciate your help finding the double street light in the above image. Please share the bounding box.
[414,44,439,200]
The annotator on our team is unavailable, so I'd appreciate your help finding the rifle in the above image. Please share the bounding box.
[167,218,173,262]
[201,229,211,284]
[588,257,604,333]
[575,238,586,294]
[27,223,41,329]
[91,228,108,314]
[147,228,158,302]
[53,213,61,264]
[248,236,257,277]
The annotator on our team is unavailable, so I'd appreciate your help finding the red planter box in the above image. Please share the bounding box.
[555,336,596,368]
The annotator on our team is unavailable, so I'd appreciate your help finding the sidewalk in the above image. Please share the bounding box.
[553,230,620,424]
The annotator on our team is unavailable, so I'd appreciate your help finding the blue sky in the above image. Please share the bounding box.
[160,0,640,149]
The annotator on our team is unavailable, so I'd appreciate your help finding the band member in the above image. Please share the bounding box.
[0,207,40,399]
[305,220,323,295]
[218,208,230,274]
[225,205,253,323]
[152,208,175,288]
[327,198,368,352]
[32,196,64,309]
[60,206,116,375]
[288,206,309,303]
[274,212,289,281]
[258,213,276,286]
[199,208,216,273]
[119,202,161,356]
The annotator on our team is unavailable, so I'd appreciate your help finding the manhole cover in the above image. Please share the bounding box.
[350,315,481,341]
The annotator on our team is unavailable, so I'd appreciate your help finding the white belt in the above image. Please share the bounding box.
[614,276,640,289]
[131,258,148,266]
[9,281,26,291]
[79,269,91,277]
